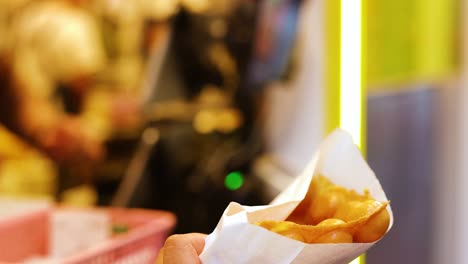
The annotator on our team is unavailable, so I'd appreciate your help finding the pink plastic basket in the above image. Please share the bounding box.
[0,207,176,264]
[0,206,49,263]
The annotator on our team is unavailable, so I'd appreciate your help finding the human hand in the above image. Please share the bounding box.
[39,117,104,164]
[156,233,207,264]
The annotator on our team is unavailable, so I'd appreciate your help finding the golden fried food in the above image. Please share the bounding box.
[255,176,390,244]
[353,208,390,243]
[315,230,353,243]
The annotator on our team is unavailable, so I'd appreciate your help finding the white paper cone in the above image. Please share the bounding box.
[199,129,394,264]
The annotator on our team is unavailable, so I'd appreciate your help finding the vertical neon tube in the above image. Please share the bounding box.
[341,0,365,263]
[340,0,363,148]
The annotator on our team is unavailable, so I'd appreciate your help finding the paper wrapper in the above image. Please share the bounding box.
[199,129,394,264]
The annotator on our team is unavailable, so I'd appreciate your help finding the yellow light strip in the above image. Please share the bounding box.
[324,0,342,134]
[341,0,365,263]
[340,0,363,148]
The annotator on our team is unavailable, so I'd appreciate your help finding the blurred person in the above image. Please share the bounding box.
[0,0,107,165]
[0,0,185,204]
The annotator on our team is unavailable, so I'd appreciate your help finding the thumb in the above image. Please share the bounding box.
[156,233,207,264]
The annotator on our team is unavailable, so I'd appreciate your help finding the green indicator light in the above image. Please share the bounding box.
[224,171,244,191]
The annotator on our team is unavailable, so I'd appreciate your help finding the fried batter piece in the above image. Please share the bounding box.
[256,176,390,244]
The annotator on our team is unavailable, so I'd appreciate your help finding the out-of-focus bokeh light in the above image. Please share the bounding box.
[224,171,244,191]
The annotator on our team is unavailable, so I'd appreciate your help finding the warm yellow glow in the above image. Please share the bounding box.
[349,258,360,264]
[340,0,362,148]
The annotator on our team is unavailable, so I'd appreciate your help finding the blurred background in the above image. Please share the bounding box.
[0,0,465,263]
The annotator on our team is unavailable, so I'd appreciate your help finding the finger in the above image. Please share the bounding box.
[159,233,207,264]
[156,233,207,264]
[155,248,164,264]
[182,233,207,255]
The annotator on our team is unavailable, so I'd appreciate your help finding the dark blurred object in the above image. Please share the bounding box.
[0,0,106,167]
[173,1,257,99]
[108,0,304,235]
[126,122,268,234]
[247,0,301,87]
[0,58,21,137]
